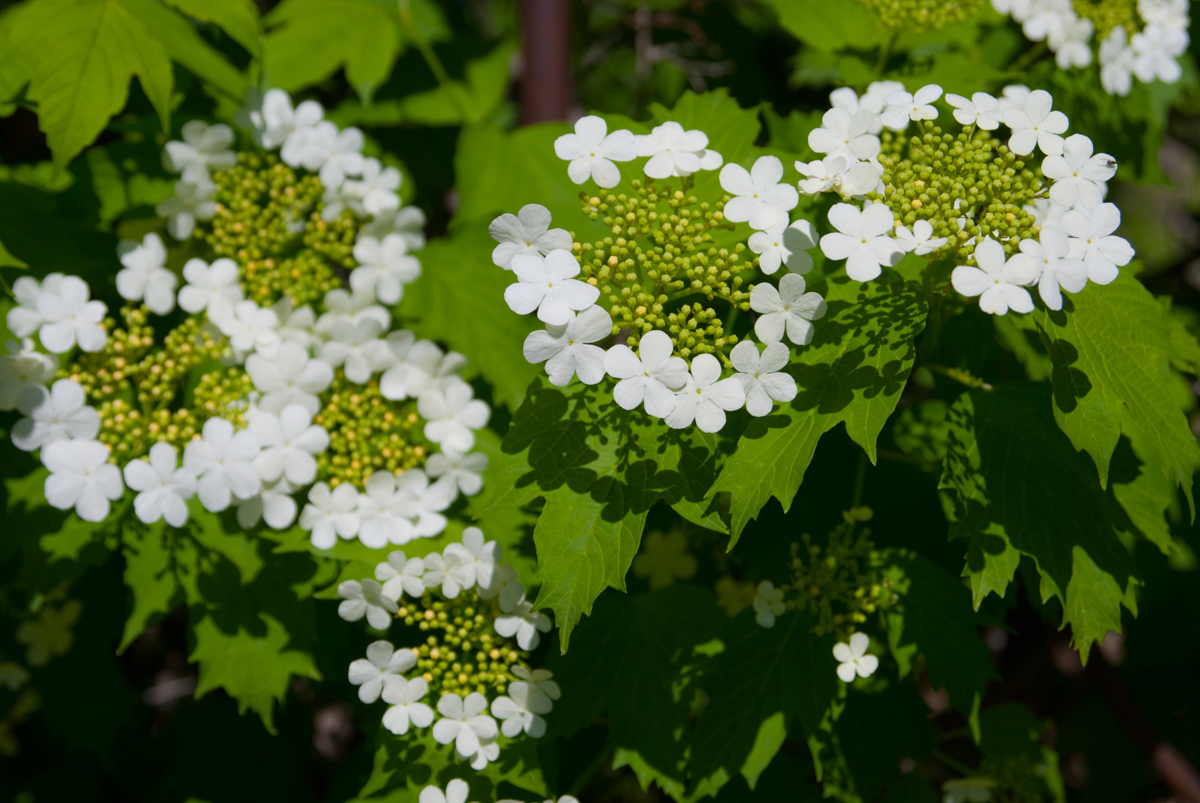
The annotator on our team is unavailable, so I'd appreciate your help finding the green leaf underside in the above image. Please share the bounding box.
[939,383,1140,662]
[1036,271,1200,510]
[709,262,929,542]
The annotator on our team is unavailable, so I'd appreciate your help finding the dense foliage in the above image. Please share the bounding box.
[1,1,1200,802]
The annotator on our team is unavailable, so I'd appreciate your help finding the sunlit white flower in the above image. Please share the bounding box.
[664,353,746,433]
[719,156,799,231]
[12,379,99,451]
[178,257,244,318]
[469,738,500,771]
[418,779,471,803]
[382,676,434,735]
[7,274,51,338]
[301,121,366,189]
[749,218,818,275]
[946,92,1002,129]
[492,680,551,738]
[478,564,524,612]
[731,341,796,417]
[808,109,881,164]
[425,448,488,497]
[349,640,417,703]
[881,84,943,130]
[338,579,398,630]
[636,120,723,178]
[820,202,905,282]
[504,250,600,326]
[1056,15,1095,69]
[342,157,402,216]
[216,300,280,356]
[396,468,456,538]
[834,632,879,681]
[1061,203,1133,284]
[0,338,57,411]
[42,439,124,522]
[522,306,612,386]
[320,316,389,384]
[1100,26,1135,96]
[494,598,553,650]
[163,120,236,183]
[489,204,574,270]
[156,179,218,240]
[122,442,196,527]
[418,381,491,453]
[421,551,463,597]
[376,550,427,601]
[604,330,688,418]
[116,233,177,315]
[36,275,107,354]
[750,273,828,346]
[950,238,1038,316]
[753,581,785,628]
[356,471,418,548]
[236,476,300,530]
[1132,23,1187,83]
[183,417,261,512]
[245,342,333,416]
[299,481,360,549]
[260,89,325,150]
[996,84,1031,115]
[1003,89,1070,156]
[894,219,949,256]
[433,692,499,758]
[553,115,637,188]
[1041,134,1117,209]
[1012,227,1087,310]
[351,234,421,305]
[445,527,501,592]
[250,404,329,486]
[379,337,463,401]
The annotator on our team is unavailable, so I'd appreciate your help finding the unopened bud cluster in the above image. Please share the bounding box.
[854,0,984,31]
[314,375,427,490]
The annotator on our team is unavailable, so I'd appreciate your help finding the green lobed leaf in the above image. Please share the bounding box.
[118,0,248,99]
[708,261,928,542]
[1036,272,1200,511]
[163,0,263,57]
[939,383,1140,662]
[118,521,184,652]
[768,0,891,53]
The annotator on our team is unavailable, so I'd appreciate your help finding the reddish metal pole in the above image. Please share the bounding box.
[519,0,572,123]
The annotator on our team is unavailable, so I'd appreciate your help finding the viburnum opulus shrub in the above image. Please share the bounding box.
[1,1,1199,802]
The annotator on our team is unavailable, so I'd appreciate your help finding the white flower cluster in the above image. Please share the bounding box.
[803,82,1134,316]
[337,528,556,771]
[416,780,578,803]
[4,91,491,542]
[992,0,1189,95]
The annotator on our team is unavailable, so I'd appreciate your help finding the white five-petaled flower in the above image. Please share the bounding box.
[418,381,491,453]
[1041,134,1117,209]
[1100,26,1135,97]
[748,219,819,275]
[259,89,325,150]
[361,205,428,250]
[636,120,723,178]
[881,84,943,130]
[433,692,499,758]
[36,275,107,354]
[492,680,552,738]
[1056,15,1096,69]
[730,340,797,417]
[418,780,472,803]
[156,179,217,240]
[236,476,300,530]
[379,336,460,401]
[183,417,262,512]
[342,157,402,216]
[796,155,881,200]
[819,202,905,282]
[489,204,573,270]
[215,300,280,358]
[494,598,554,650]
[6,275,54,340]
[337,579,398,630]
[348,640,417,703]
[664,353,746,433]
[946,92,1002,130]
[1132,23,1188,84]
[511,665,561,709]
[753,581,785,628]
[719,156,800,231]
[163,120,236,183]
[553,115,637,188]
[421,551,465,598]
[750,273,828,347]
[1003,89,1070,156]
[178,258,244,318]
[522,306,612,386]
[1013,227,1088,311]
[894,219,949,256]
[477,564,524,612]
[12,379,99,451]
[0,338,57,411]
[122,442,196,527]
[249,404,330,486]
[320,316,389,385]
[116,233,177,315]
[355,471,418,548]
[604,330,688,418]
[808,108,881,164]
[42,439,124,522]
[382,676,435,735]
[376,550,427,601]
[445,527,501,592]
[425,448,488,497]
[300,121,366,189]
[245,342,333,416]
[299,481,360,549]
[834,632,879,682]
[1061,203,1133,285]
[950,238,1039,316]
[504,250,600,326]
[351,234,421,305]
[396,468,456,538]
